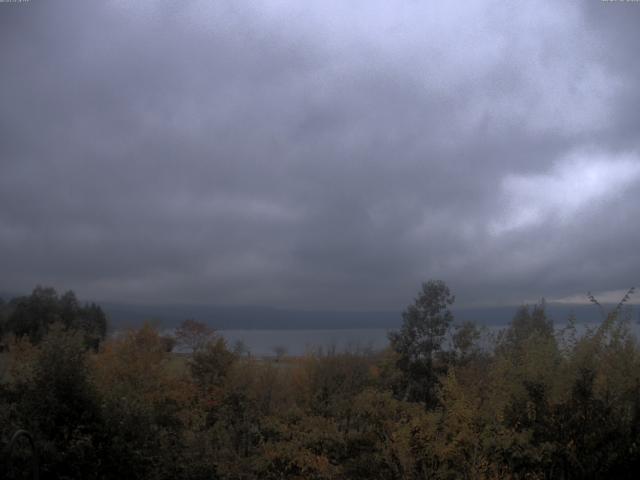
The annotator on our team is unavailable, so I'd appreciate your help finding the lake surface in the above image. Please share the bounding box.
[219,321,640,357]
[219,328,391,356]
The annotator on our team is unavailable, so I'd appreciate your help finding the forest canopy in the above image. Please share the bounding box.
[1,283,639,479]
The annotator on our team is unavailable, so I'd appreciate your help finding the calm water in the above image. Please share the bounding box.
[219,329,391,356]
[219,322,640,357]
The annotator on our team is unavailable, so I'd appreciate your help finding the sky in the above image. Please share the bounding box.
[1,0,639,310]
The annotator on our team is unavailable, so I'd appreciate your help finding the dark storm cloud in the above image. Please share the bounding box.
[1,0,639,309]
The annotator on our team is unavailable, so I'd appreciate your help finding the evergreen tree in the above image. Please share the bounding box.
[388,280,454,406]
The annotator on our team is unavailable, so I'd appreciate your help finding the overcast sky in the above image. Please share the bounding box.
[1,0,639,309]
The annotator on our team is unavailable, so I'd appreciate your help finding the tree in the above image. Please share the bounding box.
[77,302,108,349]
[190,337,237,390]
[451,321,482,365]
[92,324,196,479]
[272,345,287,362]
[4,287,107,347]
[0,297,6,342]
[59,290,108,350]
[232,339,250,357]
[498,300,554,358]
[6,286,61,343]
[388,280,455,406]
[16,324,103,479]
[174,319,215,353]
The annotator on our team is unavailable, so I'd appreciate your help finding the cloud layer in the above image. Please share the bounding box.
[1,0,639,309]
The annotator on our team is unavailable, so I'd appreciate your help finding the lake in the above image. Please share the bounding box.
[218,328,392,356]
[218,321,640,357]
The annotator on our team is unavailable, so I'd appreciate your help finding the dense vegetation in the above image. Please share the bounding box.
[1,283,639,479]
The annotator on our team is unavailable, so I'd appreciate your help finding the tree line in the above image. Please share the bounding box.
[1,282,639,479]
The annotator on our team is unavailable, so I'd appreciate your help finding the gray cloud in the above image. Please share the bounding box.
[1,0,639,309]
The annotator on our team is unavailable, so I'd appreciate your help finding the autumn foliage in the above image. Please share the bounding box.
[1,285,640,479]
